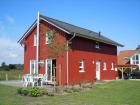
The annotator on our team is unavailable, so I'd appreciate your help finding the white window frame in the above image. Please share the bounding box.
[45,32,51,44]
[34,34,37,46]
[103,62,107,70]
[111,62,114,70]
[95,42,100,49]
[30,60,36,74]
[79,59,85,72]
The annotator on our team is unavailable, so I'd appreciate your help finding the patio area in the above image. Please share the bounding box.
[0,80,54,92]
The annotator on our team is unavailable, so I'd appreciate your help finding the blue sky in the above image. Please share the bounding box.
[0,0,140,64]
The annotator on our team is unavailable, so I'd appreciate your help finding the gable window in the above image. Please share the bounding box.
[103,62,107,70]
[132,54,139,64]
[111,62,114,70]
[46,32,52,44]
[79,59,84,72]
[30,60,36,74]
[95,42,100,49]
[34,34,37,46]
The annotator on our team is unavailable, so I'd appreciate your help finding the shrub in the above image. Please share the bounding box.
[17,88,22,94]
[21,88,29,96]
[30,87,43,97]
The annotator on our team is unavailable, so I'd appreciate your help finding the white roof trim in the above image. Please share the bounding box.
[18,17,71,43]
[40,17,70,34]
[18,21,37,43]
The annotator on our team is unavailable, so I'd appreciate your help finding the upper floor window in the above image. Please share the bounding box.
[95,42,100,49]
[46,31,53,44]
[34,34,37,46]
[79,59,84,72]
[111,62,114,70]
[132,54,139,64]
[103,62,107,70]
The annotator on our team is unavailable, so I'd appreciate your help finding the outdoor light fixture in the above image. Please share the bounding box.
[39,60,44,67]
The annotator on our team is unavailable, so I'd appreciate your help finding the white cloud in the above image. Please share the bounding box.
[6,15,15,24]
[0,36,23,65]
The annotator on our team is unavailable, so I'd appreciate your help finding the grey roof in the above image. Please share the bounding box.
[40,15,123,47]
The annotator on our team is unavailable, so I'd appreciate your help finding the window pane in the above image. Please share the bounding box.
[136,55,139,60]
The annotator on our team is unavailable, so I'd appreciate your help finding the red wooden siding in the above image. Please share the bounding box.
[23,19,118,85]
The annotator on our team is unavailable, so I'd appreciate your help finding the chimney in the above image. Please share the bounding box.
[136,45,140,50]
[99,31,101,37]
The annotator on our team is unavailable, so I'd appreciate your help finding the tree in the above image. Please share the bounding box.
[9,64,16,70]
[1,62,6,68]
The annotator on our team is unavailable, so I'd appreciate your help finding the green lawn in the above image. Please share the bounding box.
[0,80,140,105]
[0,70,23,80]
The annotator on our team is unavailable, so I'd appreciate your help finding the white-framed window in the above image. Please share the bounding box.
[103,62,107,70]
[95,42,100,49]
[46,32,52,44]
[30,60,36,74]
[79,59,84,72]
[132,54,139,64]
[111,62,114,70]
[34,34,37,46]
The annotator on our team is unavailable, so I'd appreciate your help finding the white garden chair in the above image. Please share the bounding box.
[42,74,48,85]
[22,74,29,87]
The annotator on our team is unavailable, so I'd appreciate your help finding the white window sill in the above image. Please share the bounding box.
[103,69,107,71]
[111,68,114,70]
[79,70,85,73]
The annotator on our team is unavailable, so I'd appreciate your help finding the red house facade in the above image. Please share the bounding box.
[18,14,123,85]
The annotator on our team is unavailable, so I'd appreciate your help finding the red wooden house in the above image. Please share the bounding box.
[18,14,123,85]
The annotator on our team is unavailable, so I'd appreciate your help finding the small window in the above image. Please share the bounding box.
[95,42,100,49]
[34,34,37,46]
[79,59,84,72]
[111,63,114,70]
[103,62,107,70]
[46,32,52,44]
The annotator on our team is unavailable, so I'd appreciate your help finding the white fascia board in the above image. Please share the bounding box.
[18,22,37,43]
[40,17,70,34]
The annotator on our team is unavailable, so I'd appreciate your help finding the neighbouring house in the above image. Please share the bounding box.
[118,45,140,78]
[18,14,123,85]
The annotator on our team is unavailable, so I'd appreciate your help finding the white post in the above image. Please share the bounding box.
[36,11,40,74]
[121,68,124,79]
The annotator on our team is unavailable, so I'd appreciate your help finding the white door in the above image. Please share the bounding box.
[96,61,100,80]
[46,59,52,83]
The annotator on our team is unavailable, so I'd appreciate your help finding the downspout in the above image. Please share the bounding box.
[66,33,76,85]
[36,11,40,74]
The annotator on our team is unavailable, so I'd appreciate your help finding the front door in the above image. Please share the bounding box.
[46,59,52,83]
[96,61,100,80]
[45,59,56,83]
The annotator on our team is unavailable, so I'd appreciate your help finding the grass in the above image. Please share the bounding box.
[0,70,23,80]
[0,80,140,105]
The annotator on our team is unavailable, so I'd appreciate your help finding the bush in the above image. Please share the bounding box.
[17,88,22,94]
[17,88,29,96]
[30,87,43,97]
[21,88,29,96]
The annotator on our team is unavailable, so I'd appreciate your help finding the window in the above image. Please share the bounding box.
[103,62,107,70]
[95,42,100,49]
[111,63,114,70]
[79,59,84,72]
[132,54,139,65]
[46,32,52,44]
[34,34,37,46]
[30,60,36,74]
